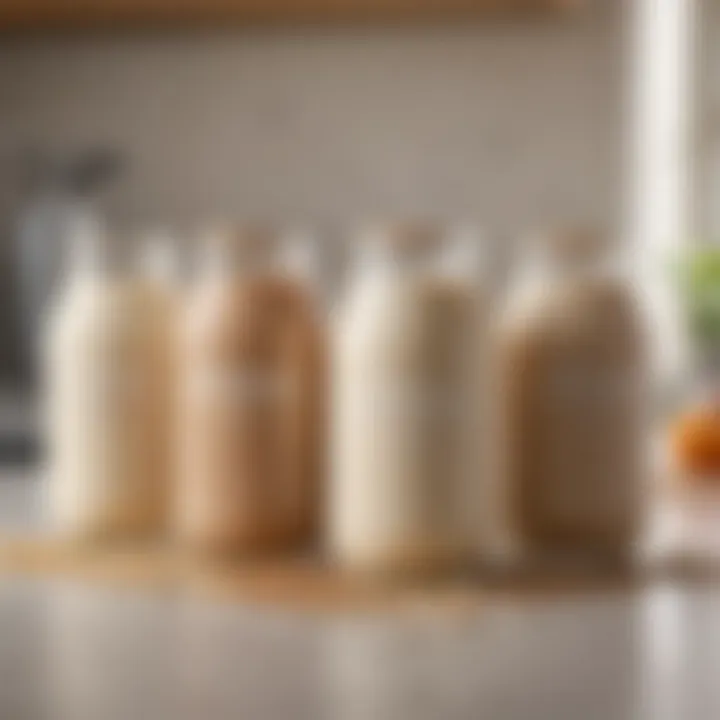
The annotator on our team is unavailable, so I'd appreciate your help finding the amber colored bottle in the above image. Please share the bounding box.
[499,230,646,561]
[176,227,324,555]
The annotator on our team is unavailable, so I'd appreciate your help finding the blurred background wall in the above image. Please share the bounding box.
[0,0,623,384]
[0,4,623,226]
[697,0,720,238]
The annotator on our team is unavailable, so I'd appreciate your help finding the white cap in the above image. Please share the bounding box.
[440,223,485,281]
[138,228,179,285]
[69,215,134,277]
[199,222,276,275]
[279,228,321,284]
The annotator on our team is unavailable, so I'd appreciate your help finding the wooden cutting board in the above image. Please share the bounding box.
[0,532,665,615]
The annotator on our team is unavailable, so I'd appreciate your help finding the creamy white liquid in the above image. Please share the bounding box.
[45,266,173,540]
[330,270,484,573]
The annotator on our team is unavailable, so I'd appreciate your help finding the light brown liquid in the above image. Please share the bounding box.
[500,277,645,559]
[47,276,173,541]
[177,275,324,556]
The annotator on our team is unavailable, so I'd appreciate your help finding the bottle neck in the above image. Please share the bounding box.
[523,244,629,285]
[200,229,318,290]
[278,231,320,288]
[200,242,270,282]
[69,219,133,282]
[199,225,277,282]
[139,232,178,288]
[355,229,483,287]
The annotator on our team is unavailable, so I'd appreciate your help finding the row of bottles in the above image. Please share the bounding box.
[44,221,647,572]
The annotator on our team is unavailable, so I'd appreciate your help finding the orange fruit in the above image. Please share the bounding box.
[671,405,720,478]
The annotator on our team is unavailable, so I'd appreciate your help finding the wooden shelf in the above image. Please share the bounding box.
[0,0,581,31]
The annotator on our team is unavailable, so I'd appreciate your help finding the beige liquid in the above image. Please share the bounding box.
[500,273,645,558]
[46,267,173,540]
[176,273,324,555]
[331,274,481,574]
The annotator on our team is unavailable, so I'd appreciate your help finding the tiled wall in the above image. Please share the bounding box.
[0,3,623,229]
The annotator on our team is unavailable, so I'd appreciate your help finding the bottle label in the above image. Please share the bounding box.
[347,378,470,425]
[545,367,638,408]
[85,368,153,418]
[189,367,289,408]
[532,364,642,524]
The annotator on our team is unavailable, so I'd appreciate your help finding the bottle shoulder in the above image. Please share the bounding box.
[335,274,483,362]
[49,277,167,339]
[182,276,319,350]
[500,275,645,355]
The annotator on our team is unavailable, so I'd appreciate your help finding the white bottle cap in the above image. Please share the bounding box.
[440,224,485,283]
[199,222,276,276]
[138,228,179,286]
[279,228,321,285]
[69,215,133,278]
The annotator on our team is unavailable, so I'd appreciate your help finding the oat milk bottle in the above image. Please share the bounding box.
[176,227,324,555]
[46,224,172,540]
[330,224,485,575]
[500,230,646,562]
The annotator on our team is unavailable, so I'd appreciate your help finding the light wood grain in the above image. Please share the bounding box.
[0,0,581,30]
[0,533,661,616]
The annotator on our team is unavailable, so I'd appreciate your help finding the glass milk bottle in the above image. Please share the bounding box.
[499,230,647,563]
[329,224,486,576]
[45,224,173,540]
[176,226,324,555]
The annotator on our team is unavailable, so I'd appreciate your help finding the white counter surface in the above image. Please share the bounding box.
[1,474,719,720]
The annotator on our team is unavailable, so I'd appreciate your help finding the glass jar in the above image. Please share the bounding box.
[176,225,324,555]
[45,222,172,540]
[499,229,647,564]
[329,223,487,576]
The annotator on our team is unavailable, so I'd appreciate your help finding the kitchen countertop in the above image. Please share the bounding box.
[2,473,720,720]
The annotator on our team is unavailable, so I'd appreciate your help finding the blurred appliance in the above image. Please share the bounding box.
[0,148,123,464]
[12,147,123,390]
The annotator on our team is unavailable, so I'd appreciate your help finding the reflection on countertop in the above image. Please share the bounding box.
[0,474,719,720]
